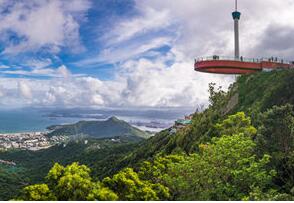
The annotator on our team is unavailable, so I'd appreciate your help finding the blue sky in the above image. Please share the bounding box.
[0,0,178,81]
[0,0,138,80]
[0,0,292,108]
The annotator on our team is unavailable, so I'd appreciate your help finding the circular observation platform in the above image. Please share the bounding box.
[194,56,294,75]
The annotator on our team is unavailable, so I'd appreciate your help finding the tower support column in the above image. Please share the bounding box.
[232,8,241,60]
[234,19,240,59]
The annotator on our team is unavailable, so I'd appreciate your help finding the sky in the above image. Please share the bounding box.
[0,0,293,108]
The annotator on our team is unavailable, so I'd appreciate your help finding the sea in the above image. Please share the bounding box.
[0,107,196,133]
[0,109,83,133]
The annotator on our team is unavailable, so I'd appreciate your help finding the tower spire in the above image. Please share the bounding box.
[232,0,241,59]
[235,0,238,11]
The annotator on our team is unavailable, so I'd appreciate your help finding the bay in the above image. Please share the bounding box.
[0,109,82,133]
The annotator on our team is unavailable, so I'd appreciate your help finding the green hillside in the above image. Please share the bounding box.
[3,69,294,200]
[0,117,151,200]
[47,116,151,140]
[93,69,294,200]
[0,137,139,200]
[116,69,294,165]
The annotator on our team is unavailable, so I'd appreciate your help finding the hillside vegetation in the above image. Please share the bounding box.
[3,69,294,200]
[47,116,151,140]
[0,117,150,200]
[115,70,294,164]
[0,138,139,200]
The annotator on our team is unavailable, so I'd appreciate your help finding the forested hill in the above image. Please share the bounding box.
[115,69,294,165]
[99,69,294,200]
[47,116,151,140]
[7,69,294,201]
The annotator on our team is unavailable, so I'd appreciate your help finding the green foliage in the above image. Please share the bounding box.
[18,184,57,201]
[164,134,275,200]
[48,116,150,139]
[87,182,118,201]
[13,105,294,201]
[0,137,138,200]
[0,165,29,200]
[47,162,93,200]
[18,162,169,201]
[256,104,294,155]
[138,155,185,183]
[235,70,294,114]
[255,104,294,191]
[208,82,227,110]
[102,167,170,200]
[18,162,117,201]
[242,186,294,201]
[6,70,294,200]
[215,112,257,137]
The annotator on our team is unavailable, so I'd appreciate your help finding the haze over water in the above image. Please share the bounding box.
[0,109,82,133]
[0,107,195,133]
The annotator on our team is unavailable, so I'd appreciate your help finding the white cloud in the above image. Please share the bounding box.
[0,64,9,69]
[0,50,234,108]
[3,65,73,78]
[56,65,71,78]
[137,0,294,59]
[25,59,52,69]
[103,6,172,45]
[75,3,176,67]
[1,0,294,109]
[18,81,32,99]
[0,0,91,55]
[70,0,237,108]
[76,36,173,66]
[115,50,234,107]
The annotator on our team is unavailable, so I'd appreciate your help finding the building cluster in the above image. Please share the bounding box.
[0,132,68,151]
[169,115,193,135]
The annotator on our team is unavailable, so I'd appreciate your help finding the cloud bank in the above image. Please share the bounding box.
[0,0,294,108]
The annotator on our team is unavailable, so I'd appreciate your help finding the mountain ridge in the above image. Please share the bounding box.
[47,116,151,140]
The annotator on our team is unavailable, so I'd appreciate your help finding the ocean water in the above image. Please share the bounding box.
[0,107,195,133]
[0,109,82,133]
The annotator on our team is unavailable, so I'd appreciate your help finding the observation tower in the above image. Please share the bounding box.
[194,0,294,74]
[232,0,241,59]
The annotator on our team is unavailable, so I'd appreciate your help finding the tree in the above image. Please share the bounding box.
[87,182,118,201]
[18,162,117,201]
[164,134,275,200]
[102,167,170,200]
[138,154,185,183]
[215,112,257,137]
[208,82,227,110]
[242,186,294,201]
[255,104,294,191]
[17,184,56,201]
[47,162,94,200]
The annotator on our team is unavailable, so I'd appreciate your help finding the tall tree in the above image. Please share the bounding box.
[17,162,117,201]
[256,104,294,191]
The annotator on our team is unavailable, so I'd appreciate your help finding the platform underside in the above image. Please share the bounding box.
[194,59,292,75]
[196,66,260,74]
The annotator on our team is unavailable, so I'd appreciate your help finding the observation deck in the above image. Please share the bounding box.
[194,56,294,74]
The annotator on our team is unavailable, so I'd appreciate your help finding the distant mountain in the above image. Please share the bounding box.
[47,116,151,140]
